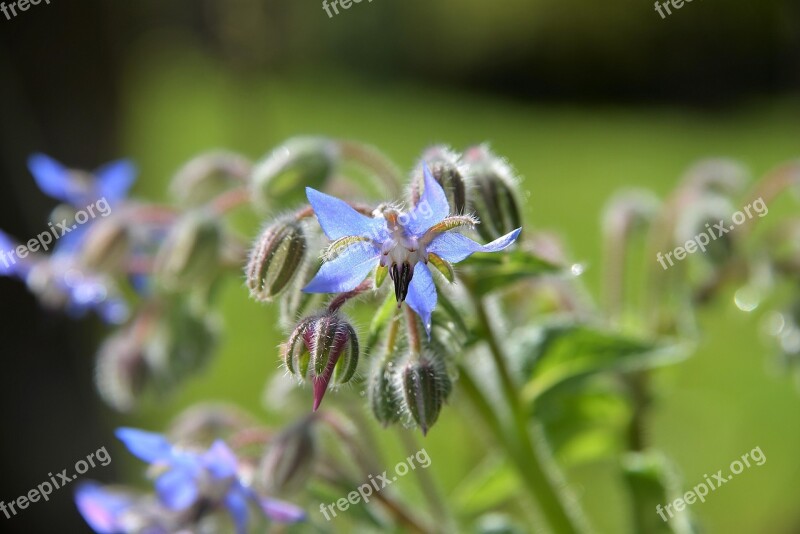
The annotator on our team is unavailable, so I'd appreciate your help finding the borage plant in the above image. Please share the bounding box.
[4,140,800,533]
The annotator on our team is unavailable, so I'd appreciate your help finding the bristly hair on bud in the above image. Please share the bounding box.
[463,144,523,242]
[154,211,223,290]
[95,327,149,412]
[368,353,404,427]
[259,415,317,496]
[246,216,308,302]
[80,216,131,274]
[398,352,452,436]
[412,146,468,214]
[282,312,359,411]
[169,150,252,207]
[250,137,339,209]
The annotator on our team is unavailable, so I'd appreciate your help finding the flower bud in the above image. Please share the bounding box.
[681,158,748,196]
[246,218,307,302]
[674,194,736,266]
[146,299,220,392]
[170,151,252,207]
[463,145,523,242]
[368,357,402,427]
[95,328,149,412]
[155,211,222,289]
[282,312,359,411]
[169,403,255,444]
[259,416,316,495]
[251,137,338,208]
[413,146,468,213]
[400,354,451,436]
[80,217,131,273]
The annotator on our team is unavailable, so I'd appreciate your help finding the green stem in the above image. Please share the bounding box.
[396,428,458,531]
[404,305,422,358]
[337,139,404,197]
[474,298,583,534]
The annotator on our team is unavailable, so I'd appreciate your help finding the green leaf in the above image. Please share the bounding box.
[452,455,521,515]
[459,249,563,296]
[365,292,398,353]
[622,451,701,534]
[535,378,632,467]
[518,322,689,402]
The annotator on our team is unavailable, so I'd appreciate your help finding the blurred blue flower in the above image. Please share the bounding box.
[0,155,138,323]
[27,153,136,208]
[303,164,521,334]
[0,231,128,324]
[75,483,143,534]
[106,428,305,533]
[0,229,31,280]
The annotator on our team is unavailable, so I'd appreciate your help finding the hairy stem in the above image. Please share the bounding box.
[404,305,422,357]
[327,279,374,312]
[338,139,404,197]
[396,428,457,531]
[474,298,583,534]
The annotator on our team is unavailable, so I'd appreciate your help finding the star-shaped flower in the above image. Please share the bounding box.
[0,229,129,323]
[76,428,306,534]
[28,153,136,208]
[303,164,521,334]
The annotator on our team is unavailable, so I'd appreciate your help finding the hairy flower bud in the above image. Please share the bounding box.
[80,217,131,273]
[674,194,737,266]
[283,312,359,411]
[146,300,220,393]
[246,218,307,302]
[463,145,523,242]
[368,356,402,427]
[155,211,222,289]
[259,416,316,495]
[400,354,451,436]
[412,146,468,214]
[170,151,252,207]
[95,328,149,412]
[251,137,338,208]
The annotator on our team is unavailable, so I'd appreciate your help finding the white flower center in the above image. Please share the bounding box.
[377,210,428,302]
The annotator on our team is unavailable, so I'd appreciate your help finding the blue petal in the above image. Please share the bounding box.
[405,262,436,337]
[406,164,449,236]
[96,160,136,204]
[96,297,130,325]
[303,242,380,294]
[306,187,385,241]
[203,440,239,480]
[260,497,307,523]
[224,484,250,534]
[128,273,152,296]
[74,482,131,534]
[156,467,199,510]
[28,153,81,204]
[0,230,29,279]
[115,428,174,463]
[53,225,89,257]
[427,228,521,264]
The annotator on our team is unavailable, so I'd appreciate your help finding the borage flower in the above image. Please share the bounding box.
[303,164,521,335]
[0,229,129,323]
[76,428,305,534]
[28,153,136,208]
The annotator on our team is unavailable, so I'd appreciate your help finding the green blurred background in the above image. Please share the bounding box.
[0,1,799,532]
